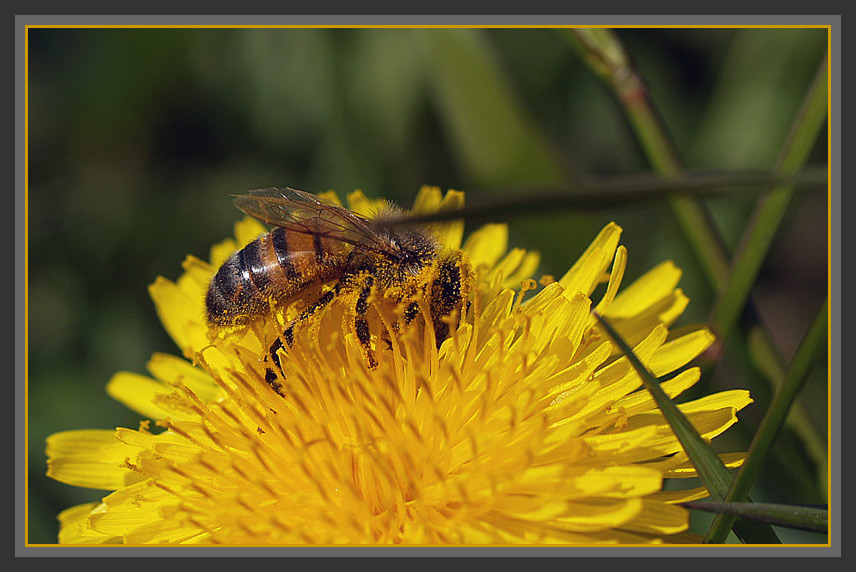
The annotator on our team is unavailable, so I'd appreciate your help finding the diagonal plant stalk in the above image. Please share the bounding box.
[396,169,827,226]
[705,298,829,543]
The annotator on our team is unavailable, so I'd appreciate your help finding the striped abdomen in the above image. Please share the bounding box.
[206,227,351,326]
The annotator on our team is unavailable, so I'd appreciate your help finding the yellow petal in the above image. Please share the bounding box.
[148,277,209,358]
[58,503,119,544]
[606,261,682,317]
[91,496,170,537]
[106,371,173,420]
[410,185,444,212]
[491,496,569,521]
[502,250,540,289]
[146,352,221,404]
[148,277,196,354]
[581,324,669,413]
[649,486,710,503]
[628,406,746,445]
[660,451,747,478]
[233,217,267,248]
[559,222,621,297]
[346,189,381,217]
[433,189,466,249]
[488,248,541,290]
[572,466,664,498]
[555,498,644,531]
[462,223,508,270]
[679,390,754,416]
[601,289,690,351]
[208,237,237,268]
[180,255,215,292]
[123,519,210,544]
[649,328,715,377]
[620,499,689,534]
[46,430,140,490]
[317,190,343,206]
[592,245,627,316]
[584,424,660,455]
[607,368,701,419]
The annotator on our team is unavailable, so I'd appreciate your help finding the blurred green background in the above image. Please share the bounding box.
[27,27,829,544]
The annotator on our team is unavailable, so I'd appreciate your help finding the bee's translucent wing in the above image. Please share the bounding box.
[233,187,398,254]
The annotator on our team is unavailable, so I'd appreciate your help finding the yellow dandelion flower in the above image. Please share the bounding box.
[46,186,751,545]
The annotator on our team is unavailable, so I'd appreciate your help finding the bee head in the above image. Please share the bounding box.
[371,206,440,276]
[392,228,439,275]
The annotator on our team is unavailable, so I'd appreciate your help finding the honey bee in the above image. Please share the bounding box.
[206,187,470,392]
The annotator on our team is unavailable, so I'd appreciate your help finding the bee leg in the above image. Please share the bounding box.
[429,257,464,348]
[404,301,420,325]
[264,337,286,396]
[381,330,394,350]
[354,276,378,369]
[264,364,285,396]
[264,286,340,395]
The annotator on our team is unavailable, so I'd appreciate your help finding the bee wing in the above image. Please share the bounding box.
[233,187,398,255]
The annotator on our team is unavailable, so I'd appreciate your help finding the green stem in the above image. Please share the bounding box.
[705,298,829,543]
[686,501,827,534]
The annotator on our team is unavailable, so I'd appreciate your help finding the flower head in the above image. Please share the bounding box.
[46,186,750,545]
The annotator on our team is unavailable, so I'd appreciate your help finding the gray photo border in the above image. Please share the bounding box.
[16,14,841,557]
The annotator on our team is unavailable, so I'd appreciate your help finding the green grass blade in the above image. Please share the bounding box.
[684,501,827,534]
[708,54,828,342]
[594,313,780,544]
[705,298,829,543]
